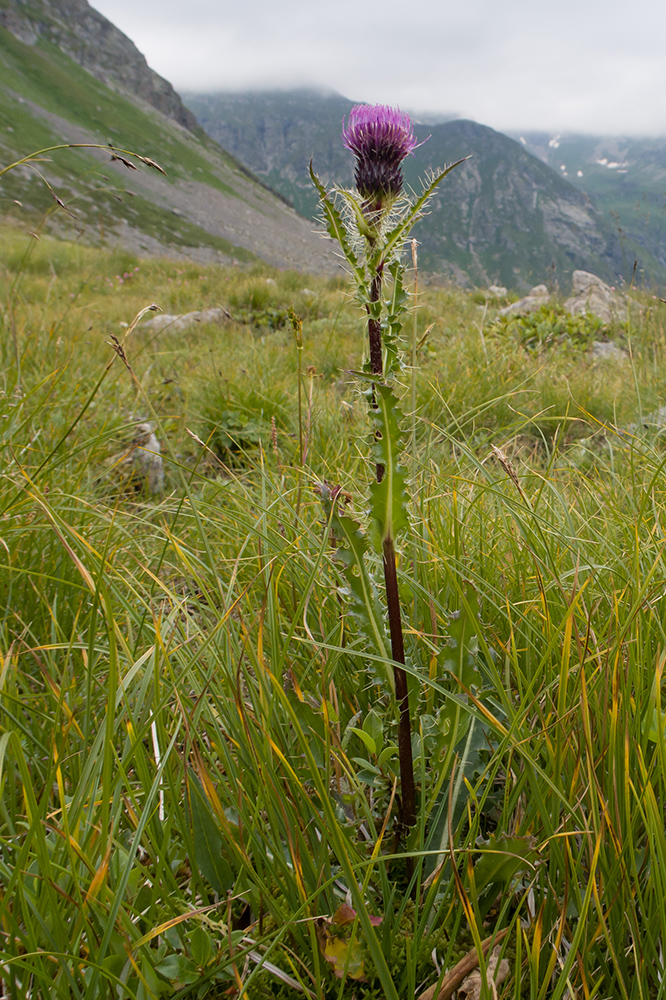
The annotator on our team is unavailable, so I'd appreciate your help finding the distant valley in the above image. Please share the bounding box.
[185,89,666,289]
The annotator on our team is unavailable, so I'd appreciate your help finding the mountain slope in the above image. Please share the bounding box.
[0,0,198,130]
[0,4,338,272]
[512,131,666,279]
[184,89,642,289]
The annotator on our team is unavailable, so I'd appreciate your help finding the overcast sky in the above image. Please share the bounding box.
[92,0,666,135]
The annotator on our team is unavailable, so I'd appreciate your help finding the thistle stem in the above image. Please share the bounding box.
[383,536,417,832]
[368,272,383,380]
[367,265,416,836]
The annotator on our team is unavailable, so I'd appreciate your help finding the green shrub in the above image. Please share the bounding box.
[489,303,614,351]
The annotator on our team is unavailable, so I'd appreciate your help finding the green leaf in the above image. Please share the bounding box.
[338,188,375,240]
[377,744,399,770]
[189,925,213,968]
[349,727,377,755]
[382,260,409,375]
[137,958,166,1000]
[318,485,390,667]
[289,695,327,768]
[472,835,540,918]
[101,953,125,980]
[645,706,666,742]
[368,383,409,550]
[155,954,199,985]
[363,709,384,755]
[473,835,539,893]
[188,772,235,895]
[351,758,382,785]
[444,584,482,689]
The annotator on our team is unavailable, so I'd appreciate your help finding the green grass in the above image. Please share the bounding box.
[2,224,666,999]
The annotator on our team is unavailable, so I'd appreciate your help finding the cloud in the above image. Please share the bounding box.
[92,0,666,134]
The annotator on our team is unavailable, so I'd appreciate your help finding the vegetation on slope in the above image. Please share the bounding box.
[0,28,336,271]
[517,131,666,280]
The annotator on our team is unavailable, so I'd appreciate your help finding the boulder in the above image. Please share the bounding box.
[498,284,550,317]
[108,422,164,494]
[132,423,164,494]
[564,270,627,324]
[140,307,232,334]
[590,340,627,362]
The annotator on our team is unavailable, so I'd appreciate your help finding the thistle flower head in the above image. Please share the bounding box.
[342,104,420,206]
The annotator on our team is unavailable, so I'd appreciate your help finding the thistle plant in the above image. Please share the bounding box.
[311,106,466,835]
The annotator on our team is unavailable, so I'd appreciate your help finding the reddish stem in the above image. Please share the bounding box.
[366,265,416,837]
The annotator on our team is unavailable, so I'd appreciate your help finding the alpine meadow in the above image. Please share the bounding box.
[3,2,666,999]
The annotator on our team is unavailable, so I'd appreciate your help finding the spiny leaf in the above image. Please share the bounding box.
[382,260,409,376]
[369,157,470,271]
[473,835,540,893]
[368,384,409,550]
[338,188,375,241]
[317,486,389,668]
[331,511,390,668]
[387,260,409,329]
[472,834,540,918]
[309,162,367,289]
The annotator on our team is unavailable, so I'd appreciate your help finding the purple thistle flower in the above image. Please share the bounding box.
[342,104,421,206]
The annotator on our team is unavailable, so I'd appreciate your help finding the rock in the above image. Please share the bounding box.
[106,422,164,494]
[128,423,164,494]
[564,270,627,324]
[590,340,627,361]
[140,307,232,334]
[486,284,507,299]
[498,284,550,317]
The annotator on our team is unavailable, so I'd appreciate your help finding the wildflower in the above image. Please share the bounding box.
[342,104,421,207]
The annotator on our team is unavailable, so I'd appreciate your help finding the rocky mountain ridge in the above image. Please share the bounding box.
[512,131,666,278]
[0,0,197,130]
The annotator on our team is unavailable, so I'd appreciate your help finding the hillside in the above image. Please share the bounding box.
[513,131,666,278]
[0,2,338,272]
[184,89,656,289]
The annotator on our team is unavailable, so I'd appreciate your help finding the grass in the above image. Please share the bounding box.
[2,221,666,999]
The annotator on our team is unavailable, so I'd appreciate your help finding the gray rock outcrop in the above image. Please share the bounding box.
[127,422,164,494]
[103,422,165,494]
[0,0,199,130]
[140,307,232,334]
[590,340,627,361]
[498,284,550,317]
[564,270,627,324]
